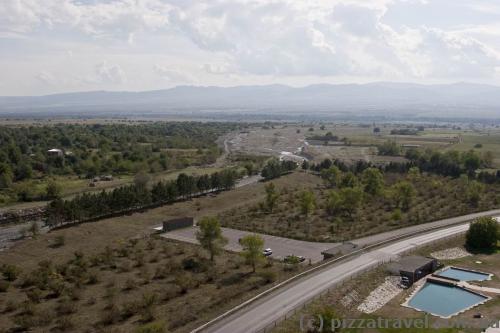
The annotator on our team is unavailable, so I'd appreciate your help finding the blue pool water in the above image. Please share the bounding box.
[437,268,490,281]
[408,282,488,318]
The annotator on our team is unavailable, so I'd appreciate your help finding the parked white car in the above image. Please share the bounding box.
[263,248,273,256]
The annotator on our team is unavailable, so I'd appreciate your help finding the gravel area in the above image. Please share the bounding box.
[430,247,471,260]
[357,276,403,314]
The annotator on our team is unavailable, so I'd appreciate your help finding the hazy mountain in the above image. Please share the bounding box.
[1,82,499,118]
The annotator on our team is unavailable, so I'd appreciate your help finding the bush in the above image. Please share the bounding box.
[135,321,166,333]
[466,216,499,251]
[51,235,65,248]
[1,264,21,281]
[0,280,10,292]
[258,271,277,284]
[56,316,74,331]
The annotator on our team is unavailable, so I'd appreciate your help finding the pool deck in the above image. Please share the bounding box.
[458,281,500,295]
[401,274,492,319]
[437,266,494,281]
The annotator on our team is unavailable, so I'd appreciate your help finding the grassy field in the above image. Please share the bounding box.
[0,236,305,333]
[272,235,500,333]
[219,171,500,242]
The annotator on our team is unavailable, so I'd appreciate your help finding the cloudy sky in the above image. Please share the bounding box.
[1,0,500,95]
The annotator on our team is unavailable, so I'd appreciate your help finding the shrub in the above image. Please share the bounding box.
[101,304,120,326]
[123,278,136,291]
[135,321,166,333]
[86,271,99,285]
[4,300,17,312]
[1,264,21,281]
[51,235,65,248]
[120,301,139,320]
[56,316,74,331]
[466,216,499,251]
[258,271,277,284]
[0,280,9,292]
[57,297,76,315]
[26,288,42,302]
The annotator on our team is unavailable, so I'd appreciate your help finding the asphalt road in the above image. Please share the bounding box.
[195,210,500,333]
[203,223,474,333]
[162,226,338,263]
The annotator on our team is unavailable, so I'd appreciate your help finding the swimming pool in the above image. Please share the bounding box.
[407,282,489,318]
[437,267,491,281]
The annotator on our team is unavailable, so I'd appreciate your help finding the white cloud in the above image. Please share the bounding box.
[1,0,500,94]
[35,70,57,85]
[95,61,127,84]
[154,64,194,83]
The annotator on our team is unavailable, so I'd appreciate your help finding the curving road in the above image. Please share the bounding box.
[200,211,500,333]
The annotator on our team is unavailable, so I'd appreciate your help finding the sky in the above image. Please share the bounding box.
[1,0,500,96]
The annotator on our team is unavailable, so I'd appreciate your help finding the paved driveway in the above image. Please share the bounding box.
[161,226,338,263]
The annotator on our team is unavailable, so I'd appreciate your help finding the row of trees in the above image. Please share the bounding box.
[308,148,498,186]
[261,159,298,180]
[45,169,240,226]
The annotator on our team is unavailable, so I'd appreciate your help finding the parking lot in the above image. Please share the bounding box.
[161,226,338,263]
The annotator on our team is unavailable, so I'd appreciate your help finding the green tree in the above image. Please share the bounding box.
[340,172,358,188]
[466,216,499,251]
[465,180,484,207]
[390,181,416,211]
[339,187,364,217]
[264,182,279,213]
[195,217,228,261]
[0,163,14,189]
[361,168,385,195]
[240,234,264,273]
[326,190,342,216]
[463,150,481,175]
[46,180,62,199]
[299,190,316,217]
[321,166,341,188]
[134,171,151,190]
[407,166,420,181]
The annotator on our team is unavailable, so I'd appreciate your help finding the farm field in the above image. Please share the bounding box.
[226,123,500,168]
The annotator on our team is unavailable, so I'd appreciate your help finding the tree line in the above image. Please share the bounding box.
[306,148,500,184]
[45,169,240,226]
[261,159,298,180]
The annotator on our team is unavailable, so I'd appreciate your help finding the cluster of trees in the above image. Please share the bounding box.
[45,169,240,226]
[405,149,490,178]
[310,147,496,187]
[196,216,265,272]
[377,140,401,156]
[466,216,499,251]
[390,128,421,135]
[261,159,298,180]
[0,122,239,187]
[307,131,340,142]
[322,166,393,218]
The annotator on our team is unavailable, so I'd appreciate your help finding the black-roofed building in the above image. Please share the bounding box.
[388,255,438,286]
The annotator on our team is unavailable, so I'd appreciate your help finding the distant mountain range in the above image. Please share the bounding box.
[1,82,500,118]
